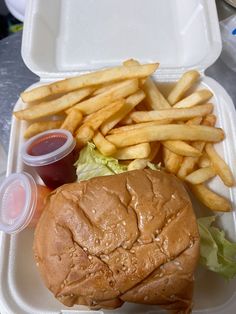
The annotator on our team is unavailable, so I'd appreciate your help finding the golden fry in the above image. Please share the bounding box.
[93,131,117,156]
[201,114,216,127]
[189,184,231,212]
[163,147,183,174]
[24,120,62,139]
[177,156,198,179]
[93,81,124,96]
[162,140,202,157]
[130,104,213,123]
[185,167,216,184]
[143,78,170,109]
[69,79,139,115]
[21,63,158,102]
[123,59,146,85]
[127,142,160,171]
[128,159,149,171]
[83,99,125,131]
[167,70,200,105]
[100,90,145,135]
[123,59,140,67]
[60,108,83,134]
[76,125,94,148]
[198,153,211,168]
[205,143,234,187]
[113,143,151,160]
[173,89,213,109]
[162,115,202,174]
[14,88,93,121]
[186,116,203,125]
[109,120,172,134]
[106,124,224,148]
[118,114,134,125]
[177,114,216,178]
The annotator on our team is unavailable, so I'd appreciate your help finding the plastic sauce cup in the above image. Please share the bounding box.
[22,129,77,189]
[0,172,51,234]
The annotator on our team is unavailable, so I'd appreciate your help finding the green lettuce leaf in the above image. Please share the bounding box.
[197,216,236,280]
[75,143,127,181]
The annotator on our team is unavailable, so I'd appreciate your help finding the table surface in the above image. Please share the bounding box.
[0,0,235,153]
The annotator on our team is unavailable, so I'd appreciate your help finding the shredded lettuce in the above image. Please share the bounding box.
[75,143,127,181]
[197,216,236,280]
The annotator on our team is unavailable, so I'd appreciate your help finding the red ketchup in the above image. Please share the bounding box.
[22,129,77,189]
[0,172,51,234]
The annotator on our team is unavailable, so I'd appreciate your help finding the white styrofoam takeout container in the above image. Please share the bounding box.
[0,0,236,313]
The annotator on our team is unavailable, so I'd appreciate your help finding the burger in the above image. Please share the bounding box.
[34,169,200,313]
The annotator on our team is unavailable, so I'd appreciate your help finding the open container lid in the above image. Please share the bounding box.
[0,173,37,234]
[21,0,222,79]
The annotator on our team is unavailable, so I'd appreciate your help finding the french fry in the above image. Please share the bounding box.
[83,99,125,131]
[93,131,117,156]
[21,63,158,103]
[76,125,94,148]
[123,59,146,85]
[143,78,170,109]
[113,143,151,160]
[186,116,203,125]
[190,115,216,152]
[109,120,172,134]
[162,140,202,157]
[100,90,145,135]
[127,142,161,171]
[185,167,216,184]
[60,109,83,134]
[201,114,217,127]
[130,104,213,123]
[93,81,124,96]
[106,124,224,148]
[177,114,216,178]
[198,153,211,168]
[167,70,200,105]
[119,115,134,125]
[205,143,234,187]
[128,159,149,171]
[162,116,202,173]
[189,184,231,212]
[14,87,93,121]
[24,120,62,139]
[123,59,139,66]
[173,89,213,108]
[177,148,202,179]
[163,147,183,174]
[69,79,139,115]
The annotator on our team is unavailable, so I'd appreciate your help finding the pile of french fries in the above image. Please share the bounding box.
[14,60,234,212]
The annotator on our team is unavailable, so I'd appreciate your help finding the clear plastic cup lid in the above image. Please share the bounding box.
[0,172,37,234]
[21,129,76,167]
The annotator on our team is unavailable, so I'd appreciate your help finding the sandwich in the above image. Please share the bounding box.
[34,169,200,313]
